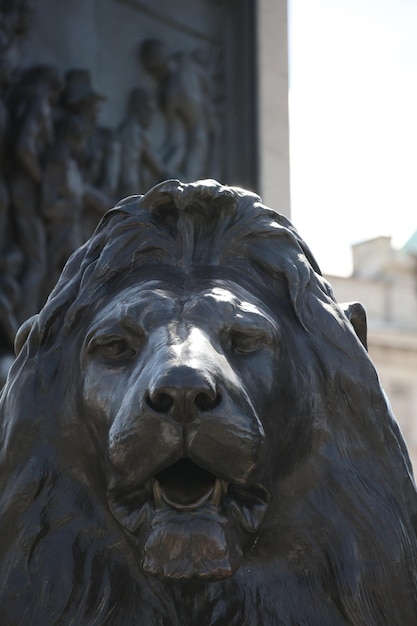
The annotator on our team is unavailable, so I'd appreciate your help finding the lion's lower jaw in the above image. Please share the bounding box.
[140,505,243,581]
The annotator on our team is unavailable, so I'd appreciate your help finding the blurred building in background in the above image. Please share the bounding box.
[325,236,417,469]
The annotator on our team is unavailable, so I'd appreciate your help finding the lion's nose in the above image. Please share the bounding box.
[146,366,221,421]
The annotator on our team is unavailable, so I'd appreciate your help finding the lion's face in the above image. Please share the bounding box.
[79,274,295,581]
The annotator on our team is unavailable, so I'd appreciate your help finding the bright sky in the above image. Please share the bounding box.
[288,0,417,275]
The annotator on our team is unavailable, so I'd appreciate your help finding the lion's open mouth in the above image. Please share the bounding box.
[108,455,270,566]
[154,459,228,510]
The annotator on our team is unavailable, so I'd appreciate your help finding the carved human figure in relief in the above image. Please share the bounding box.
[140,39,220,182]
[8,64,61,323]
[118,87,167,196]
[0,0,35,379]
[0,0,34,79]
[41,114,90,296]
[60,68,114,238]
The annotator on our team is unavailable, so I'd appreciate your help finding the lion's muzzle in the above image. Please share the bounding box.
[105,330,268,581]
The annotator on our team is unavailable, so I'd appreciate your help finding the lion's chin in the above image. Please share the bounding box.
[141,504,242,581]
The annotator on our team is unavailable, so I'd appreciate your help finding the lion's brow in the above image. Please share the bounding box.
[201,290,278,329]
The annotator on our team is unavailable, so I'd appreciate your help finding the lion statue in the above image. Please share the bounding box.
[0,179,416,625]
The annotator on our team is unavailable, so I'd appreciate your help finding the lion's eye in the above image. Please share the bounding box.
[228,330,265,355]
[90,337,137,361]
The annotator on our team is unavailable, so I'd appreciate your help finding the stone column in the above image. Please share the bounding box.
[257,0,291,217]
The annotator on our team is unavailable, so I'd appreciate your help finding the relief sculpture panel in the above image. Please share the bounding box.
[0,0,256,381]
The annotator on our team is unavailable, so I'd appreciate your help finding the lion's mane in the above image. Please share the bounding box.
[0,179,416,624]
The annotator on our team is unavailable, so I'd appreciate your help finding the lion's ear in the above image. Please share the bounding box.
[14,315,37,356]
[340,302,368,351]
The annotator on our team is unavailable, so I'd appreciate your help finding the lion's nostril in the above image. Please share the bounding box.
[146,367,220,420]
[147,389,220,415]
[195,391,221,412]
[146,391,174,413]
